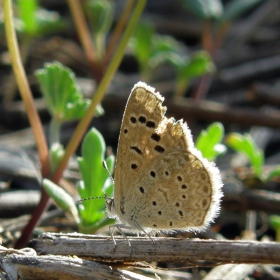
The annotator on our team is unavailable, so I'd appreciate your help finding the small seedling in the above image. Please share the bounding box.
[196,122,226,161]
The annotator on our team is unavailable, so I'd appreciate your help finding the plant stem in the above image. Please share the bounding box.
[103,0,136,66]
[53,0,147,183]
[49,118,61,147]
[3,0,49,177]
[67,0,96,66]
[4,35,31,102]
[3,0,51,249]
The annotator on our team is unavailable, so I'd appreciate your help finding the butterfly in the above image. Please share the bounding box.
[106,82,223,243]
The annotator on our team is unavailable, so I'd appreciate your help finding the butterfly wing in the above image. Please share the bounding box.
[113,82,222,232]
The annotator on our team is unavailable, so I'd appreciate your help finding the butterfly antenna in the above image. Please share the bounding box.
[102,160,115,184]
[77,161,113,204]
[77,196,105,203]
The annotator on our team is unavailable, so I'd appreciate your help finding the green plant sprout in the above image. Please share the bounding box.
[35,61,103,174]
[129,21,215,95]
[226,133,280,181]
[129,21,179,82]
[85,0,114,61]
[269,215,280,242]
[181,0,265,56]
[42,128,115,233]
[168,51,215,97]
[43,178,80,224]
[182,0,223,19]
[77,128,114,232]
[226,133,263,178]
[182,0,264,30]
[182,0,265,100]
[17,0,65,37]
[195,122,226,161]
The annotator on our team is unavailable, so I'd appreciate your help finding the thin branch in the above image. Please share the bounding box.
[32,233,280,266]
[0,247,143,280]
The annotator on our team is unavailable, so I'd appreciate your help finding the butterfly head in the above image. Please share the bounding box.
[105,196,117,219]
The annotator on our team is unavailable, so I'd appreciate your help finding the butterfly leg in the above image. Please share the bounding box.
[109,224,132,247]
[133,221,155,244]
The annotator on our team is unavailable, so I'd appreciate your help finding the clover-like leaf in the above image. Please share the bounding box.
[35,61,91,122]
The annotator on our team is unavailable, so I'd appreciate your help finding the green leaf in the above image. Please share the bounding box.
[266,166,280,182]
[130,21,181,81]
[130,22,155,68]
[222,0,264,22]
[42,179,79,223]
[226,133,264,177]
[17,0,38,35]
[269,215,280,230]
[17,0,65,36]
[152,35,179,53]
[35,9,65,36]
[168,51,215,95]
[178,51,215,79]
[182,0,223,19]
[196,122,226,160]
[77,128,115,228]
[86,0,114,35]
[35,61,91,122]
[49,143,65,175]
[149,35,179,68]
[85,0,114,59]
